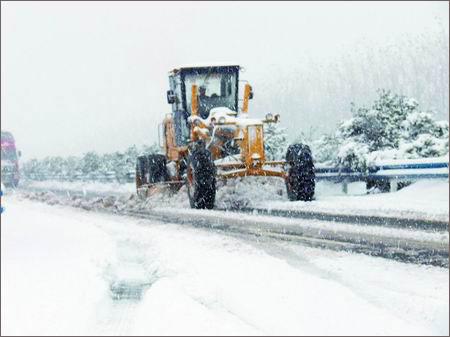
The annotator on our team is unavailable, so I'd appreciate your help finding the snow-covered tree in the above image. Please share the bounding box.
[311,133,340,165]
[333,90,448,172]
[64,156,82,181]
[399,111,449,158]
[21,159,42,180]
[400,133,449,158]
[264,123,288,160]
[22,143,165,182]
[141,142,162,155]
[81,152,101,178]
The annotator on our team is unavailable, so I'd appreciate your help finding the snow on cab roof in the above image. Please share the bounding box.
[170,63,240,74]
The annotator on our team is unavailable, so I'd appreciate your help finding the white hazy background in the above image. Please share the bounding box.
[1,1,448,160]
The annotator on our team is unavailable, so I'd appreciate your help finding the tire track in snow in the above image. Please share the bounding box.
[16,187,449,267]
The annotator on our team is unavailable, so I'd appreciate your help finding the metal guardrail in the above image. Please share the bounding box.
[316,157,448,180]
[20,157,448,192]
[371,160,449,181]
[315,156,449,192]
[315,167,364,182]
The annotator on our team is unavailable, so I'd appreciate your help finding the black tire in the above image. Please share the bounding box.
[135,154,168,189]
[285,144,315,201]
[186,143,216,209]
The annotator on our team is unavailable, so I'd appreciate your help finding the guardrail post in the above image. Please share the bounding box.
[342,179,348,194]
[390,179,398,192]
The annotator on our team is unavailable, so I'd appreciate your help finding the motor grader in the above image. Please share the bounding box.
[136,64,315,209]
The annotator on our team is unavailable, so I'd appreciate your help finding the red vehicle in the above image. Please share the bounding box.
[1,131,21,187]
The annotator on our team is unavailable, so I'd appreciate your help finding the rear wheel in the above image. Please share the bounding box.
[186,144,216,209]
[285,144,315,201]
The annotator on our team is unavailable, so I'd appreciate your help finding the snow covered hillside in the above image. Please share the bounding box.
[1,197,448,335]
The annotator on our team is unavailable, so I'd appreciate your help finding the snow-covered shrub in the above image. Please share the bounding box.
[400,134,448,158]
[399,111,449,158]
[264,123,288,160]
[402,110,439,140]
[21,159,42,180]
[81,152,101,176]
[333,90,448,172]
[337,140,370,172]
[311,134,340,165]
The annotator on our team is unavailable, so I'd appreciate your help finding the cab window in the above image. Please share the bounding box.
[184,71,237,119]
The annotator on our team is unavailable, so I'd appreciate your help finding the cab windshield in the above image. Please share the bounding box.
[184,70,237,119]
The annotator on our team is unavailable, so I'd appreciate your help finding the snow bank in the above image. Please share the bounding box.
[20,176,448,222]
[23,179,136,196]
[259,179,449,222]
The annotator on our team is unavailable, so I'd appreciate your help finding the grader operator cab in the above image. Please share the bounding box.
[136,64,315,209]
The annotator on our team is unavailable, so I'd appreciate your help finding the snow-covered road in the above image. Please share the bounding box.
[15,185,450,266]
[2,197,448,335]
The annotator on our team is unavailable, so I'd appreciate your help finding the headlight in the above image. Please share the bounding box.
[265,113,274,121]
[218,116,226,124]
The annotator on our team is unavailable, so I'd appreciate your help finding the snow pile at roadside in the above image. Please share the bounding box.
[19,176,448,222]
[215,177,285,209]
[259,179,449,222]
[18,176,285,212]
[18,185,185,214]
[2,198,448,335]
[23,179,136,196]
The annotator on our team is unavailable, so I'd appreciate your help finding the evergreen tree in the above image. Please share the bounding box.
[81,152,101,180]
[141,142,162,155]
[264,123,288,160]
[335,90,448,172]
[312,134,340,165]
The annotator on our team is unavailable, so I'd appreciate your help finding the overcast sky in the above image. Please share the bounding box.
[1,1,448,160]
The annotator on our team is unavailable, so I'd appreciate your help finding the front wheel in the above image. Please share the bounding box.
[285,144,315,201]
[186,144,216,209]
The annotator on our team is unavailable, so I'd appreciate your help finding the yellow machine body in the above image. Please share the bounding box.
[139,64,286,193]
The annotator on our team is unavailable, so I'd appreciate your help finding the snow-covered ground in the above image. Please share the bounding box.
[1,197,448,335]
[22,179,136,196]
[258,179,449,222]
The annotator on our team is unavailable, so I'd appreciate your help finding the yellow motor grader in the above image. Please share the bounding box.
[136,64,315,208]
